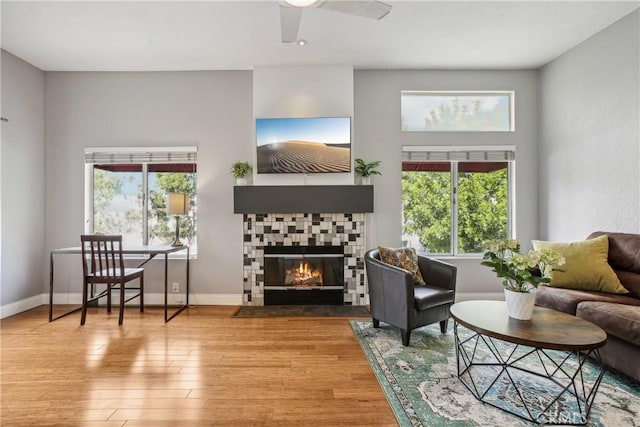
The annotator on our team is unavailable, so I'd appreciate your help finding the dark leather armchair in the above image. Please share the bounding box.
[364,248,457,346]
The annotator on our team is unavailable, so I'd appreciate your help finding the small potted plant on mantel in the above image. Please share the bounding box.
[481,239,565,320]
[354,158,381,185]
[231,161,253,185]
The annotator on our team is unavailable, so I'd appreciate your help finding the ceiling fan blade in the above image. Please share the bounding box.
[316,1,392,20]
[279,4,304,43]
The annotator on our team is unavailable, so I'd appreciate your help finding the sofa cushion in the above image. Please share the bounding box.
[532,235,628,294]
[378,246,426,286]
[613,270,640,298]
[577,301,640,347]
[413,286,454,311]
[535,285,640,315]
[588,231,640,274]
[588,232,640,297]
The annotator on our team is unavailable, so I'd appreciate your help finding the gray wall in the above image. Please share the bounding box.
[354,70,539,297]
[253,65,354,186]
[0,50,45,310]
[5,8,637,310]
[539,10,640,240]
[44,71,253,303]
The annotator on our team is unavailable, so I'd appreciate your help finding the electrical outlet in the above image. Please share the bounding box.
[172,282,180,293]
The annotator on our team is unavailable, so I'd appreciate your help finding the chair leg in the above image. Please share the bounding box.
[119,279,125,325]
[139,274,144,313]
[372,318,380,328]
[107,281,112,313]
[440,319,449,333]
[400,329,411,346]
[80,278,88,326]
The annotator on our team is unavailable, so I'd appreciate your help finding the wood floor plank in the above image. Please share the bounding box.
[109,407,276,421]
[1,421,125,427]
[36,397,208,410]
[1,305,395,425]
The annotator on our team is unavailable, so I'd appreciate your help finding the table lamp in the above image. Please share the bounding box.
[166,193,189,247]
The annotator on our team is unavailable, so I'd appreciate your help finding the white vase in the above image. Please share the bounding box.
[504,288,536,320]
[361,176,371,185]
[236,177,248,186]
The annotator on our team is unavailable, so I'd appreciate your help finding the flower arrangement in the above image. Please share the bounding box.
[481,239,565,293]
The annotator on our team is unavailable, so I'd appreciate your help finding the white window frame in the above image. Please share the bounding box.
[84,146,197,257]
[402,145,515,257]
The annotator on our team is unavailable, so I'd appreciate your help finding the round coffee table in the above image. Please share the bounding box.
[450,300,607,425]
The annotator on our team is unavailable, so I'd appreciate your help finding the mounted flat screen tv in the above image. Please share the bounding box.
[256,117,351,174]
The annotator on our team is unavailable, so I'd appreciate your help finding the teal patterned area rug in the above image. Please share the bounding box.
[350,321,640,427]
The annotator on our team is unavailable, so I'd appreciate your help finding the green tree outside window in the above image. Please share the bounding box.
[93,166,197,247]
[402,163,509,254]
[149,172,197,246]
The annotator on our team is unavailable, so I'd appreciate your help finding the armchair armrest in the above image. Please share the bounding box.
[378,261,415,293]
[366,252,414,298]
[365,249,415,325]
[417,255,457,292]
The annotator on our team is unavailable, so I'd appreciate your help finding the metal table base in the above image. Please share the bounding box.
[454,322,605,425]
[49,245,190,323]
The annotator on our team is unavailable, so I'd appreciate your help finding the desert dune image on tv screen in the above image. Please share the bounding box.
[256,117,351,174]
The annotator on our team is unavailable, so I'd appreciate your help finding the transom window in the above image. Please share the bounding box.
[85,147,197,253]
[401,91,515,132]
[401,146,514,256]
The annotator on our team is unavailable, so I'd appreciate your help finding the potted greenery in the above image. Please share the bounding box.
[354,158,381,184]
[481,239,564,320]
[231,161,253,185]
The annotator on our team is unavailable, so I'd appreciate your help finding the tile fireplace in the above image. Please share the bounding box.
[234,185,373,306]
[242,212,366,306]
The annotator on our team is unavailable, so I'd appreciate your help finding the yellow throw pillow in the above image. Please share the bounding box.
[377,246,426,286]
[532,235,628,294]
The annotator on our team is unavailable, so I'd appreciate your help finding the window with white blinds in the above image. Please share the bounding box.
[402,147,515,162]
[401,146,514,256]
[84,147,197,165]
[85,147,197,252]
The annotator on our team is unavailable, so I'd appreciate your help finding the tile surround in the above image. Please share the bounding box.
[242,213,366,306]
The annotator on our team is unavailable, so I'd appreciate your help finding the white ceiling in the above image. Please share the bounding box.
[1,1,638,71]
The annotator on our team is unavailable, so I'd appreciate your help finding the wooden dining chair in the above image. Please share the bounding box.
[80,234,144,325]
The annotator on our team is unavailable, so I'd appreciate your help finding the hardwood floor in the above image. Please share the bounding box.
[1,305,397,426]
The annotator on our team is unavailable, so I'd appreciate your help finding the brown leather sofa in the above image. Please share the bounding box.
[535,231,640,381]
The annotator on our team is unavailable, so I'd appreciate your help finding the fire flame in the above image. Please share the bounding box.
[285,262,323,286]
[298,262,310,275]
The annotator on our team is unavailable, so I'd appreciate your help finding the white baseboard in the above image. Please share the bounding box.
[0,294,48,319]
[2,292,500,319]
[186,293,243,305]
[455,292,504,302]
[1,292,244,319]
[51,293,83,304]
[51,292,243,306]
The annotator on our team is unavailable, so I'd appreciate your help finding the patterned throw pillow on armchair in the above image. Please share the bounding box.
[377,246,426,286]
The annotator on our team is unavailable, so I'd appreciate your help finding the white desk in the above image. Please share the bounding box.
[49,245,190,322]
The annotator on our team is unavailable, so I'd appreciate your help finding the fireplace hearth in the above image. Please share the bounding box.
[264,246,344,305]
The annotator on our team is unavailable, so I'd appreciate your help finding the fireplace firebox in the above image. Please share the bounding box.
[264,246,344,305]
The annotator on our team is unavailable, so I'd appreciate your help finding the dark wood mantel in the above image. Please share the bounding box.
[233,185,374,214]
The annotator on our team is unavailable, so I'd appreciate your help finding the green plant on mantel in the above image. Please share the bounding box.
[230,161,253,178]
[354,158,382,177]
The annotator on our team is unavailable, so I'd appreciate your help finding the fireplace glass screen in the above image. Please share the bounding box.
[264,246,344,289]
[263,246,344,305]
